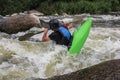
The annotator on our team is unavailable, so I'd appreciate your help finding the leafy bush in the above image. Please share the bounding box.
[0,0,120,15]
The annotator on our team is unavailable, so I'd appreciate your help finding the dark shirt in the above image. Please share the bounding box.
[49,31,62,44]
[49,30,71,46]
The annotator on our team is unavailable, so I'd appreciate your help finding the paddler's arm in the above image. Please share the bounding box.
[64,22,73,29]
[42,28,51,41]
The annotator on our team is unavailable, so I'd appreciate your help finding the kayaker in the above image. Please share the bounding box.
[42,19,73,48]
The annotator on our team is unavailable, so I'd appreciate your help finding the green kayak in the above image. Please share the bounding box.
[69,18,92,54]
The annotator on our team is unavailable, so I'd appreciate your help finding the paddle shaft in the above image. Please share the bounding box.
[18,30,44,41]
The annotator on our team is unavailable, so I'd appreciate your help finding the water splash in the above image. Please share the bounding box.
[0,26,120,79]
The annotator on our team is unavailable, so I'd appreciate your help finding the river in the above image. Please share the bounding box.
[0,15,120,80]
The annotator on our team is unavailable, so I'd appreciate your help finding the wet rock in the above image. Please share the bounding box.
[0,15,3,19]
[62,13,69,17]
[92,18,120,25]
[79,14,120,26]
[53,13,59,16]
[11,13,19,16]
[26,59,120,80]
[73,15,83,24]
[0,14,41,34]
[109,12,120,16]
[24,10,44,16]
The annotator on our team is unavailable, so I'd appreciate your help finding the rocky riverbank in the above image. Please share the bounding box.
[39,13,120,27]
[0,10,120,34]
[26,59,120,80]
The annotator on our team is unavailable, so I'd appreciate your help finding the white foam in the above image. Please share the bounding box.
[0,27,120,79]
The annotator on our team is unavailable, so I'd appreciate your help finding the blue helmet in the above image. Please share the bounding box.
[49,19,59,29]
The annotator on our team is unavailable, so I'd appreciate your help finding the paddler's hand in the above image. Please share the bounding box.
[42,28,50,41]
[64,22,73,29]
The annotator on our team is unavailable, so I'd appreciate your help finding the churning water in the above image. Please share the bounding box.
[0,18,120,80]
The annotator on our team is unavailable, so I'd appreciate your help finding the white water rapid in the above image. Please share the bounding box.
[0,15,120,80]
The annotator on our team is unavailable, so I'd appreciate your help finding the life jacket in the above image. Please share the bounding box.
[57,26,71,41]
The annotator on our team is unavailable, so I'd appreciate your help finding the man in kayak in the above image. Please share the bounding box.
[42,19,73,48]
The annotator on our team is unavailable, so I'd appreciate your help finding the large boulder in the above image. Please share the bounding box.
[0,14,41,34]
[27,59,120,80]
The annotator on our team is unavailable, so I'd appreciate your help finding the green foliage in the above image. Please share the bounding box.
[0,0,31,15]
[110,0,120,11]
[0,0,120,15]
[37,1,55,15]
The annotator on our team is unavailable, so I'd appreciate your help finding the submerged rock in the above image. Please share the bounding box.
[0,14,41,34]
[26,59,120,80]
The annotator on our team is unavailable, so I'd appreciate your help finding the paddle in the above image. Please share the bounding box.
[18,30,44,41]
